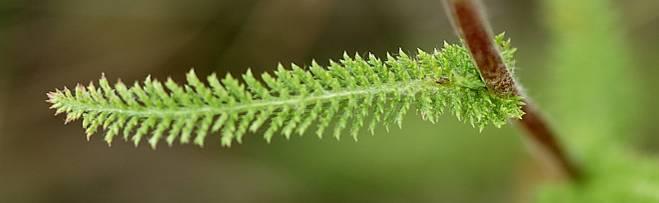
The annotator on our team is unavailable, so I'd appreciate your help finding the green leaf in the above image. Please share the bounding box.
[47,38,524,148]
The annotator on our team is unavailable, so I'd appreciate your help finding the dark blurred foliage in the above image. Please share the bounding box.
[0,0,657,202]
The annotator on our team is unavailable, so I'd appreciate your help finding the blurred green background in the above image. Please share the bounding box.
[1,0,658,202]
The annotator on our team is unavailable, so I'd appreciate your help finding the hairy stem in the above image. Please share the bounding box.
[444,0,582,180]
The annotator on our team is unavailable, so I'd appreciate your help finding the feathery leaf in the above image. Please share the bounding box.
[47,35,524,148]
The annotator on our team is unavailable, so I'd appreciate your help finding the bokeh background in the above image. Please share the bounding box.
[1,0,658,202]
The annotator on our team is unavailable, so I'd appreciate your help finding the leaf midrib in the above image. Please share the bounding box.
[62,79,437,118]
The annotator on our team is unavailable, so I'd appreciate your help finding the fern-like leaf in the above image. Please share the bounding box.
[47,35,524,148]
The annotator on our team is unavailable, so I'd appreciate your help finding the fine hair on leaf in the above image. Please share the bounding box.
[47,34,524,149]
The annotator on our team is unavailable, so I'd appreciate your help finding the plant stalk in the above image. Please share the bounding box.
[444,0,582,181]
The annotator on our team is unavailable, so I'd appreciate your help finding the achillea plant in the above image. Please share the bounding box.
[44,0,659,202]
[47,35,523,149]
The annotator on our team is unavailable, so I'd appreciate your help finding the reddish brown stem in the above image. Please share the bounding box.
[444,0,582,180]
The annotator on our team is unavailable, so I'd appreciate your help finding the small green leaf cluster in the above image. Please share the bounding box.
[47,36,523,148]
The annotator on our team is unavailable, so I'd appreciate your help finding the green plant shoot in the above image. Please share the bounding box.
[47,35,523,149]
